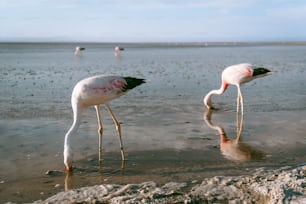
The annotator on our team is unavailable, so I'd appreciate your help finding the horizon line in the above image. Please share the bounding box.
[1,40,306,45]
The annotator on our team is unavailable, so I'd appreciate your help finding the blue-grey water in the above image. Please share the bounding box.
[0,43,306,202]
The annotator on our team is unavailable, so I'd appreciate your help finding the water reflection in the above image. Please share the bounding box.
[204,110,265,162]
[64,159,126,191]
[65,172,71,191]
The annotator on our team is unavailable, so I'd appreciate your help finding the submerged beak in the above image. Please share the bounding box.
[66,166,73,172]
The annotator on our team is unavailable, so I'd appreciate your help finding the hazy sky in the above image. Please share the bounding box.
[1,0,306,42]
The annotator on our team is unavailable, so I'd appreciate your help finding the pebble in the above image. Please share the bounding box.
[45,170,65,176]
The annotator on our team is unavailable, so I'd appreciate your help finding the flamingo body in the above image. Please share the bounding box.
[74,46,85,56]
[73,75,131,107]
[114,46,124,57]
[204,63,271,114]
[64,75,145,171]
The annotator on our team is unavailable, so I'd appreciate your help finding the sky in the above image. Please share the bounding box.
[1,0,306,42]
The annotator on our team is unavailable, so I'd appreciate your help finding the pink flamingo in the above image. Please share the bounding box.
[204,63,271,114]
[114,46,120,57]
[114,46,124,57]
[74,46,85,56]
[64,75,145,171]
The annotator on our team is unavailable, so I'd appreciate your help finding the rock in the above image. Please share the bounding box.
[34,164,305,204]
[45,170,65,176]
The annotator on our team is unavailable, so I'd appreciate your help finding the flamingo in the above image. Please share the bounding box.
[74,46,85,56]
[114,46,124,57]
[64,75,145,171]
[204,63,271,114]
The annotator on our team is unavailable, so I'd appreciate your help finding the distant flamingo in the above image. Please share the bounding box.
[64,75,145,171]
[114,46,124,57]
[204,63,271,114]
[74,46,85,56]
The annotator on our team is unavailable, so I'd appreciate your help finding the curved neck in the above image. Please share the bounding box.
[204,82,228,107]
[204,110,226,138]
[64,105,83,148]
[205,118,226,137]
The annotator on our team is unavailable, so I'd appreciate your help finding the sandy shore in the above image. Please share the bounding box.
[32,164,306,203]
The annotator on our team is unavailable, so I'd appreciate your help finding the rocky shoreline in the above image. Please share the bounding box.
[32,164,305,204]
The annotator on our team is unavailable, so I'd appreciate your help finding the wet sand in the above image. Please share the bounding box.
[1,107,306,203]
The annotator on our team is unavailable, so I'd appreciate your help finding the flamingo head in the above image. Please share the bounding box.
[203,94,212,109]
[64,146,73,172]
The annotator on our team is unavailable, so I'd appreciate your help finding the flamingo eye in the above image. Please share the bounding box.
[246,68,252,77]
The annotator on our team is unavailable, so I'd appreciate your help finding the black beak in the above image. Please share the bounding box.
[252,67,271,77]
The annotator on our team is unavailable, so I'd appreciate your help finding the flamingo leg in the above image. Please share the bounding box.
[235,111,244,142]
[236,94,240,113]
[95,105,104,161]
[105,104,126,161]
[237,86,244,115]
[236,110,239,134]
[239,89,244,115]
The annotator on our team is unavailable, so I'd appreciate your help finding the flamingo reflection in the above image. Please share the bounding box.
[64,160,126,191]
[204,110,265,162]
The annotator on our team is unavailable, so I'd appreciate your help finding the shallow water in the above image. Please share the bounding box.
[0,43,306,202]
